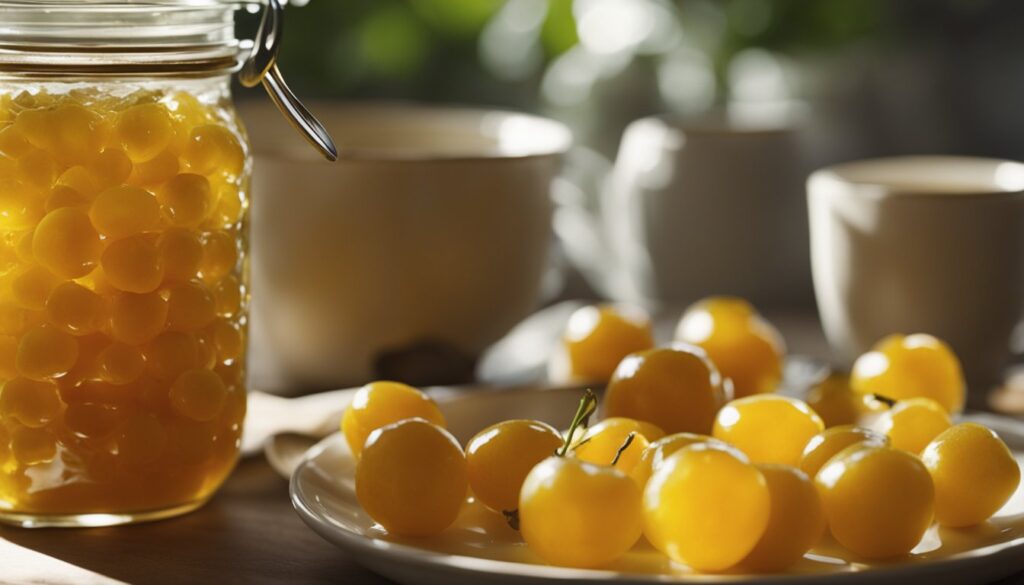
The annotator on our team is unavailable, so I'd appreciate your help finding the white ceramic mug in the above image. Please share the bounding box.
[555,108,809,307]
[242,103,571,391]
[808,156,1024,394]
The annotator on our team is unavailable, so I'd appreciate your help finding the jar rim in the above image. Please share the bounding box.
[0,0,254,76]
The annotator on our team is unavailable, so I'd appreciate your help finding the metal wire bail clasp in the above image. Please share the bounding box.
[240,0,338,161]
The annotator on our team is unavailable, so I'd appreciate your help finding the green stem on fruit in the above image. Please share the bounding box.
[871,393,898,408]
[556,389,597,457]
[610,432,636,467]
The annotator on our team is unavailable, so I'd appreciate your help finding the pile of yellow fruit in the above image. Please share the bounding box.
[343,297,1020,573]
[0,88,248,514]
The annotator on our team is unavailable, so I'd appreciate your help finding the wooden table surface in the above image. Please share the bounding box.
[2,311,1023,585]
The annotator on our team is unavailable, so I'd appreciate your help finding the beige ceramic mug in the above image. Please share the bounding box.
[242,103,571,391]
[808,156,1024,397]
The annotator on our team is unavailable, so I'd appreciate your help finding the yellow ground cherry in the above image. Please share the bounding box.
[129,149,179,187]
[799,425,889,479]
[11,265,57,310]
[169,368,227,422]
[101,234,164,293]
[851,333,965,413]
[643,443,770,571]
[32,206,102,278]
[675,296,785,397]
[166,281,216,331]
[714,395,824,465]
[630,432,725,489]
[574,417,664,473]
[18,149,59,191]
[96,342,145,385]
[873,397,951,454]
[46,281,104,335]
[211,318,243,362]
[116,103,174,162]
[0,335,18,378]
[158,228,203,282]
[807,372,885,428]
[0,177,43,229]
[816,445,934,559]
[145,331,199,382]
[50,103,103,165]
[520,455,642,568]
[341,380,446,458]
[560,304,654,383]
[90,148,133,189]
[603,344,729,435]
[200,230,237,281]
[10,425,57,465]
[183,124,245,178]
[158,173,211,227]
[923,423,1021,527]
[356,418,467,537]
[213,275,242,317]
[17,324,78,380]
[55,165,100,198]
[741,464,825,572]
[465,419,563,513]
[0,124,30,158]
[45,185,90,211]
[89,185,160,238]
[0,377,61,428]
[109,291,167,345]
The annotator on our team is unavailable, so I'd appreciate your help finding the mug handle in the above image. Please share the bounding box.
[551,146,616,295]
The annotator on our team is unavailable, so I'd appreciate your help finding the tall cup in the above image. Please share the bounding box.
[242,103,571,391]
[808,156,1024,403]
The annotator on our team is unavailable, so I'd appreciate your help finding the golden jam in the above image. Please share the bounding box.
[0,86,248,518]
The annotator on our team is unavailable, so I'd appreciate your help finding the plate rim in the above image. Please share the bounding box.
[289,410,1024,584]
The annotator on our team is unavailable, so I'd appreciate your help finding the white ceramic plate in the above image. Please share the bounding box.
[290,385,1024,585]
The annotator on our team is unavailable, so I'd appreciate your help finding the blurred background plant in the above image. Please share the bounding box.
[270,0,1024,160]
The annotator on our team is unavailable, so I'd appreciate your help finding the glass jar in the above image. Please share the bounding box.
[0,0,329,527]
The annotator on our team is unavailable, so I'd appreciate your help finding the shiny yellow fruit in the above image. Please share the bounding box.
[807,373,885,428]
[158,173,211,227]
[922,423,1021,527]
[851,333,965,413]
[116,103,174,162]
[561,304,654,382]
[109,291,168,345]
[46,281,105,335]
[520,456,642,568]
[741,464,826,572]
[603,345,729,435]
[200,230,237,281]
[629,432,725,489]
[713,395,824,465]
[158,228,203,282]
[166,280,216,331]
[17,324,78,380]
[465,419,563,513]
[96,342,145,385]
[89,185,161,238]
[799,425,888,479]
[183,124,245,178]
[32,207,102,278]
[169,369,227,422]
[101,234,165,293]
[356,418,467,536]
[873,397,951,454]
[643,443,770,572]
[574,417,664,473]
[341,381,446,458]
[675,296,785,397]
[0,377,61,428]
[816,445,934,558]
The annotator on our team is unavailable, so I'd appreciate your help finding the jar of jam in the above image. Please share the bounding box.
[0,0,334,527]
